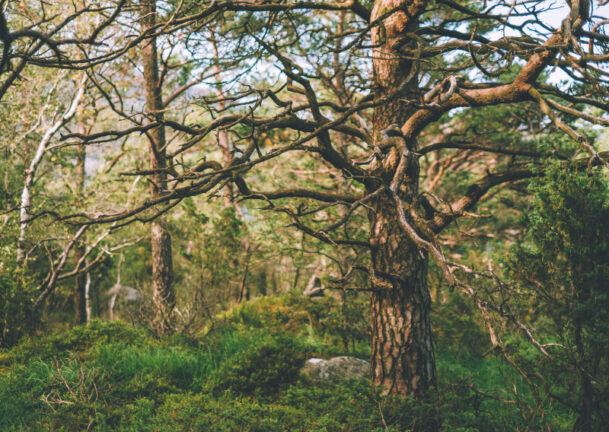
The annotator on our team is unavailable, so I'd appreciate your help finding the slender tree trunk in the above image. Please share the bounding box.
[17,143,44,262]
[367,0,436,402]
[73,111,88,325]
[140,0,174,332]
[237,246,252,303]
[73,249,87,324]
[84,260,92,324]
[259,267,267,296]
[16,76,86,261]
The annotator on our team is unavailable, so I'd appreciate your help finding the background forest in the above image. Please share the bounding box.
[1,0,609,430]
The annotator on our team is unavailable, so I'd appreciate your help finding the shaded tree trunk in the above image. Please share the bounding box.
[237,255,251,303]
[259,267,268,297]
[72,249,87,325]
[368,0,436,402]
[140,0,175,331]
[73,109,88,325]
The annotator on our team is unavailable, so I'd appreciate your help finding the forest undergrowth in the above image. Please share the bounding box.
[0,294,573,431]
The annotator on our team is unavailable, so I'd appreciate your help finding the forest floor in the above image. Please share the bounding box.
[0,294,572,431]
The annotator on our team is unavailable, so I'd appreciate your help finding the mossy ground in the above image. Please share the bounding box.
[0,294,573,431]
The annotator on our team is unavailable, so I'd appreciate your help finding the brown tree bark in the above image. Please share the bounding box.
[368,197,435,397]
[140,0,175,332]
[367,0,436,402]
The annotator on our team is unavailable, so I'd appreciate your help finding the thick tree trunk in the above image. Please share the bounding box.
[368,0,436,401]
[141,0,175,331]
[369,197,435,397]
[151,223,175,321]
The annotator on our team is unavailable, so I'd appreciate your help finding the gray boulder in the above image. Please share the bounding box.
[301,356,370,382]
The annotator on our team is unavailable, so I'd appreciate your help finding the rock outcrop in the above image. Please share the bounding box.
[300,356,370,382]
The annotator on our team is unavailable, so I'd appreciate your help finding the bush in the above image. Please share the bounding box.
[5,320,149,364]
[507,164,609,430]
[210,336,310,395]
[0,260,36,347]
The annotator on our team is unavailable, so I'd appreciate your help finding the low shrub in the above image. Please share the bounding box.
[210,335,310,395]
[0,261,36,348]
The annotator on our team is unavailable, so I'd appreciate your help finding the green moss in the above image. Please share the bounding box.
[0,295,580,431]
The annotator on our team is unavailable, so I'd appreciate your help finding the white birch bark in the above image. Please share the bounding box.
[17,74,87,261]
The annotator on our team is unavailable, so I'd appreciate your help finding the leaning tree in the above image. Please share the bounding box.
[62,0,609,403]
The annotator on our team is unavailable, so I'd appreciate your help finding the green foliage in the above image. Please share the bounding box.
[0,258,36,347]
[210,336,309,395]
[224,294,370,357]
[6,320,150,363]
[433,292,489,357]
[0,295,582,431]
[507,164,609,429]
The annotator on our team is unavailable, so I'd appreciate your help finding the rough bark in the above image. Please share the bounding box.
[368,0,436,401]
[151,223,174,322]
[368,197,436,398]
[140,0,175,331]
